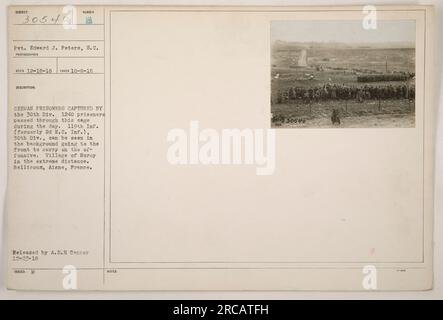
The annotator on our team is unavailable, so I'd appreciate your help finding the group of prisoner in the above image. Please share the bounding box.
[273,83,415,104]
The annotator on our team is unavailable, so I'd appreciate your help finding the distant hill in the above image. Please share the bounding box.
[273,40,415,50]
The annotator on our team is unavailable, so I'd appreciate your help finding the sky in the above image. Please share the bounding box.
[271,20,415,44]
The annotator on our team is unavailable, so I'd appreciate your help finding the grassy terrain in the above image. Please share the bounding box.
[271,99,414,128]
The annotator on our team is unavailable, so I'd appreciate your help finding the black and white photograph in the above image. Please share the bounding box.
[1,2,441,301]
[271,20,416,128]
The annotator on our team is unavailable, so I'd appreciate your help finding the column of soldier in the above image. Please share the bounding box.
[274,83,415,104]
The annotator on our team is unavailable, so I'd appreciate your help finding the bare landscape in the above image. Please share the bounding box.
[271,21,416,128]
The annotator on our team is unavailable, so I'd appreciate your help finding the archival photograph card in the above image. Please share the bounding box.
[6,5,435,291]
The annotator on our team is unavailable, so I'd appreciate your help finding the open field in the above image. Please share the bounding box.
[271,99,415,128]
